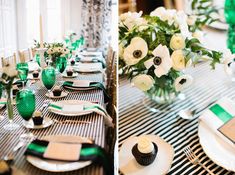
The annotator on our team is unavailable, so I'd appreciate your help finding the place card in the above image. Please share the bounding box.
[218,117,235,144]
[62,104,84,113]
[73,80,91,87]
[44,142,81,161]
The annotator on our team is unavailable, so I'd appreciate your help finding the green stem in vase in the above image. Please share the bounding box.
[6,88,13,121]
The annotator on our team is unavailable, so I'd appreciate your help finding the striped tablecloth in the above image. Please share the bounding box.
[119,62,235,175]
[0,71,105,175]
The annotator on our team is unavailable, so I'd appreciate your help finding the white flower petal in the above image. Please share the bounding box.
[174,74,193,92]
[132,74,154,91]
[144,58,154,69]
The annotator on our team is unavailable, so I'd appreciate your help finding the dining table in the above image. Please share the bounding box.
[0,55,106,175]
[118,27,235,175]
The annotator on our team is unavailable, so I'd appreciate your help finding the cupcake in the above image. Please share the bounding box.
[32,70,39,78]
[52,86,62,96]
[66,69,73,76]
[32,111,43,125]
[132,137,158,166]
[0,161,12,175]
[70,59,75,66]
[12,85,19,96]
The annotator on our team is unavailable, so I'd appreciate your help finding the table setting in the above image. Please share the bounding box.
[0,34,112,175]
[118,0,235,174]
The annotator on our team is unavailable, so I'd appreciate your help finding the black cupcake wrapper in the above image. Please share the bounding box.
[132,142,158,166]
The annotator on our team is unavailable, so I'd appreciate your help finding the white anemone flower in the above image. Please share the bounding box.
[47,48,54,54]
[150,7,176,25]
[222,49,235,75]
[123,37,148,65]
[119,11,146,30]
[144,44,172,77]
[174,74,193,92]
[174,11,191,39]
[170,34,185,50]
[132,74,154,91]
[171,50,191,71]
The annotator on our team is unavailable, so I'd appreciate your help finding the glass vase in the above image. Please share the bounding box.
[142,86,181,113]
[3,89,20,131]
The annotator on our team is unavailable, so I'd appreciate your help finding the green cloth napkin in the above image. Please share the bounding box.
[63,81,110,103]
[25,139,111,174]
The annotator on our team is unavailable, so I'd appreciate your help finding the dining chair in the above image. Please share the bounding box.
[1,53,17,68]
[18,48,32,63]
[106,45,115,89]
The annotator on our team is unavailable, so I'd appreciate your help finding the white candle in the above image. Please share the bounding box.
[39,14,43,48]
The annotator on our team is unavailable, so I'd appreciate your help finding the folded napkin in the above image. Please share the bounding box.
[76,56,106,68]
[48,102,113,127]
[25,139,111,174]
[199,97,235,148]
[13,79,28,87]
[63,81,110,103]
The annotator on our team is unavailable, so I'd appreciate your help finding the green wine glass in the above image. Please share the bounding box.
[42,66,56,94]
[16,63,29,88]
[35,53,41,67]
[56,57,67,73]
[16,89,36,140]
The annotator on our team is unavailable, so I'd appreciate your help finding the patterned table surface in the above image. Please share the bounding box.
[119,62,235,175]
[0,70,106,175]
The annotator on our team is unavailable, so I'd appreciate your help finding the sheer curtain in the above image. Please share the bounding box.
[17,0,80,49]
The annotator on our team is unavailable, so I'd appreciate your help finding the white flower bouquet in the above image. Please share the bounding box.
[119,7,230,104]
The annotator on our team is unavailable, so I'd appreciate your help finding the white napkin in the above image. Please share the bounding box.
[43,142,81,161]
[199,97,235,148]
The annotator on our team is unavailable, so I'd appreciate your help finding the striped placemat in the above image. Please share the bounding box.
[119,62,235,175]
[0,72,105,175]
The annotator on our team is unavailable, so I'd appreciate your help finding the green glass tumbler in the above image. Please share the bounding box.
[17,63,29,81]
[42,66,56,91]
[16,89,36,121]
[56,57,67,73]
[225,0,235,53]
[16,89,36,139]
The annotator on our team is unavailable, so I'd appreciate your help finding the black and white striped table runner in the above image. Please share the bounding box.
[119,62,235,175]
[0,72,105,175]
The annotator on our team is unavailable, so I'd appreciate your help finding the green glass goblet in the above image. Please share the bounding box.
[16,89,36,140]
[56,57,67,73]
[16,63,29,88]
[35,53,41,67]
[41,66,56,94]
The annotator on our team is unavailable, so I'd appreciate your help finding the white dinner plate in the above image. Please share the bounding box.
[209,21,228,31]
[28,62,40,72]
[48,100,94,116]
[62,72,78,78]
[23,117,53,129]
[119,135,174,175]
[26,135,93,172]
[198,121,235,172]
[46,91,68,99]
[0,98,6,109]
[73,63,103,73]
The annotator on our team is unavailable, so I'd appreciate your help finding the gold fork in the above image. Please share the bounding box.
[183,146,216,175]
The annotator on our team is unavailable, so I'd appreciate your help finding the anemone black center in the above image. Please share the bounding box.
[133,50,142,58]
[153,56,162,66]
[179,78,187,85]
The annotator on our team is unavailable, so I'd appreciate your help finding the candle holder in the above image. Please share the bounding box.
[36,48,47,68]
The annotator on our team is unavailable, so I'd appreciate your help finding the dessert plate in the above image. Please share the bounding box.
[198,121,235,172]
[46,91,68,99]
[62,72,78,78]
[23,117,53,129]
[26,135,92,172]
[119,134,174,175]
[48,100,94,116]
